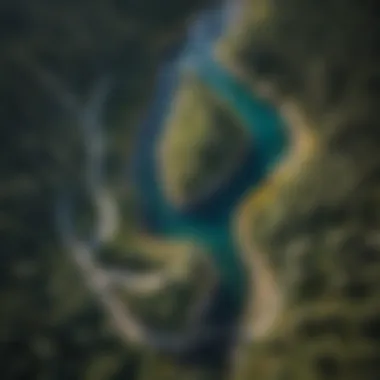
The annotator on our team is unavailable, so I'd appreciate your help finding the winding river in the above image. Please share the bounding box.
[131,2,289,307]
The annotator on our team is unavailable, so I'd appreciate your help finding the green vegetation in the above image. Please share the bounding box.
[220,1,380,379]
[158,73,251,208]
[0,1,213,379]
[3,0,380,379]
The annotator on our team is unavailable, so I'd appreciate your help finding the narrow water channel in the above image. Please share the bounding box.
[127,0,291,365]
[130,1,249,297]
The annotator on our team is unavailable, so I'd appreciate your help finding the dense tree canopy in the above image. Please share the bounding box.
[3,1,380,379]
[0,1,214,379]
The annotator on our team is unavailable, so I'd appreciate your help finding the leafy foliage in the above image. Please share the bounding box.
[0,1,214,379]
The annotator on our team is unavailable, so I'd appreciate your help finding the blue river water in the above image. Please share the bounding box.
[130,4,289,306]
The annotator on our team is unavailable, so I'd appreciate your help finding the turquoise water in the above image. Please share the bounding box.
[135,52,289,305]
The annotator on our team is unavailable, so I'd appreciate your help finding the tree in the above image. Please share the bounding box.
[0,1,214,379]
[218,1,380,379]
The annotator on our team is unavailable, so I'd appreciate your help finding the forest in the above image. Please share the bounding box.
[1,1,380,380]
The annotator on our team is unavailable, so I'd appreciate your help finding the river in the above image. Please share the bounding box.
[130,0,289,304]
